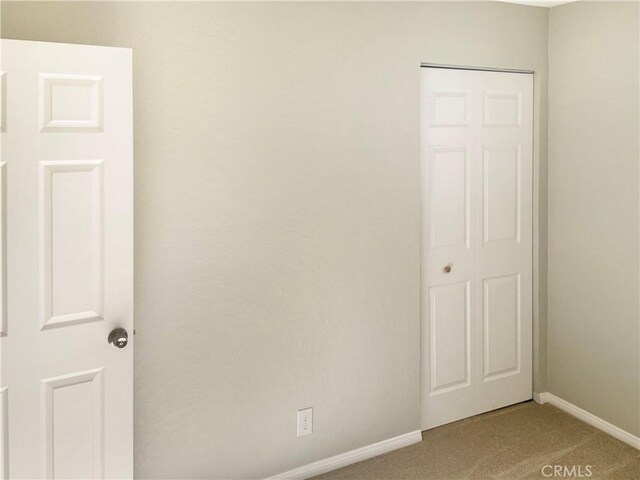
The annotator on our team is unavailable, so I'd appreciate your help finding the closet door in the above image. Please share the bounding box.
[421,67,532,430]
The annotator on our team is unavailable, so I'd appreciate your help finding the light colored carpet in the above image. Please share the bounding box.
[314,401,640,480]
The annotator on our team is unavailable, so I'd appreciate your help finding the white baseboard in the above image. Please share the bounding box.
[267,394,638,478]
[533,392,640,450]
[533,391,551,404]
[266,430,423,480]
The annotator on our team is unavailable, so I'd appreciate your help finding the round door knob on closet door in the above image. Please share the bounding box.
[108,328,128,349]
[443,264,452,274]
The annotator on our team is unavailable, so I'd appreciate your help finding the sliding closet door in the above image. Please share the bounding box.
[421,67,533,430]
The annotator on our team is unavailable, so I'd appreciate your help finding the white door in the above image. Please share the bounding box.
[0,40,133,478]
[421,67,533,430]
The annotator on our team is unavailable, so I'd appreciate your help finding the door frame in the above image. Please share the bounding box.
[419,63,541,428]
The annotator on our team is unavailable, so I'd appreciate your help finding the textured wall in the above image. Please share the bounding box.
[1,2,549,477]
[548,1,640,436]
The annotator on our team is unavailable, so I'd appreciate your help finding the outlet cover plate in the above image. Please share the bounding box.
[297,407,313,437]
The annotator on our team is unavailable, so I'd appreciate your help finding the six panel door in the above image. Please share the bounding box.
[421,67,533,430]
[0,39,133,479]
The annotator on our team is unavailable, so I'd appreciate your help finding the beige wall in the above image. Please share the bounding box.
[1,2,549,477]
[548,1,640,437]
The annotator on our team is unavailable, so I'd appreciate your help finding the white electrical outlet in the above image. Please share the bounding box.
[297,407,313,437]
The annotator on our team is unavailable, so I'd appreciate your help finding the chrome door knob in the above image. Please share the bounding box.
[108,328,128,348]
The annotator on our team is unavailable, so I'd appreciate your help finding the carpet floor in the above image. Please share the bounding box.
[314,401,640,480]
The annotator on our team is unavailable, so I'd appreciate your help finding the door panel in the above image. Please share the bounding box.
[483,274,520,380]
[430,91,469,126]
[42,369,104,480]
[483,92,521,127]
[483,146,521,244]
[0,388,7,479]
[40,74,103,132]
[0,39,132,479]
[0,161,5,337]
[421,67,532,430]
[429,282,470,394]
[429,147,470,250]
[41,161,104,329]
